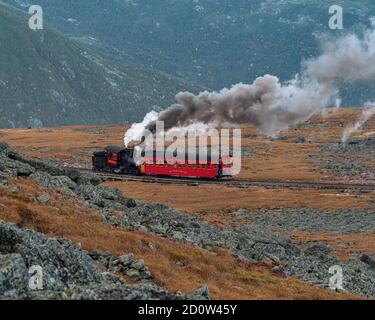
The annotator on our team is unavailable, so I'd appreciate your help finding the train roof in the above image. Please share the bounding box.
[105,145,127,153]
[143,149,224,163]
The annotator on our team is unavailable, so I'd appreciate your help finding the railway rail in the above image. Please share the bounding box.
[70,167,375,191]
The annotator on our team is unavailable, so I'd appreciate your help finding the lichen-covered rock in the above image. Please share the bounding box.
[74,171,102,186]
[360,254,375,269]
[0,254,29,296]
[0,144,101,188]
[0,141,10,152]
[89,252,152,280]
[36,194,51,204]
[101,201,375,297]
[30,171,76,192]
[0,221,209,300]
[2,141,374,298]
[126,199,137,208]
[75,184,128,211]
[294,136,306,144]
[191,284,210,300]
[0,153,35,178]
[12,155,66,176]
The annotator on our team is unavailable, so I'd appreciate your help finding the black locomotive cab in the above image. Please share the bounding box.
[92,146,139,174]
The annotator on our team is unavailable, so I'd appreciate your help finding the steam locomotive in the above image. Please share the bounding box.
[92,146,233,179]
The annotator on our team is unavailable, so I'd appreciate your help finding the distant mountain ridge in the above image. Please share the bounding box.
[4,0,375,107]
[0,1,202,128]
[2,0,375,129]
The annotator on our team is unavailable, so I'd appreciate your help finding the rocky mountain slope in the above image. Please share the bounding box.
[0,141,210,299]
[4,0,375,106]
[0,140,374,299]
[0,2,201,128]
[0,220,212,299]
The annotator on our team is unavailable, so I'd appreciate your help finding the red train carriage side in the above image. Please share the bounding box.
[92,146,233,179]
[140,154,233,179]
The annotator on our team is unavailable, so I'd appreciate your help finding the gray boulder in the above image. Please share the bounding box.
[0,141,10,152]
[0,221,209,300]
[294,136,306,144]
[0,254,29,296]
[30,171,77,192]
[360,254,375,269]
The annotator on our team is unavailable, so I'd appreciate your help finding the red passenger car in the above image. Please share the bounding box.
[140,153,233,179]
[92,146,233,179]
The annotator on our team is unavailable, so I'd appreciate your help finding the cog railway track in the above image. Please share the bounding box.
[70,167,375,191]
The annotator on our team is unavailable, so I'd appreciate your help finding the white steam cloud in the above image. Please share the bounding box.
[125,26,375,147]
[341,102,375,143]
[124,111,158,147]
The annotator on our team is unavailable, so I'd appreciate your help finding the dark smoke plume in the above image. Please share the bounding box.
[125,26,375,146]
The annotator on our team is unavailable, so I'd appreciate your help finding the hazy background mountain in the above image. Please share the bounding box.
[5,0,375,108]
[2,0,375,128]
[0,1,202,128]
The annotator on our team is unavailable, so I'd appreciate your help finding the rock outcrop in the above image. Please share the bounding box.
[0,141,210,300]
[1,141,375,298]
[0,221,209,300]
